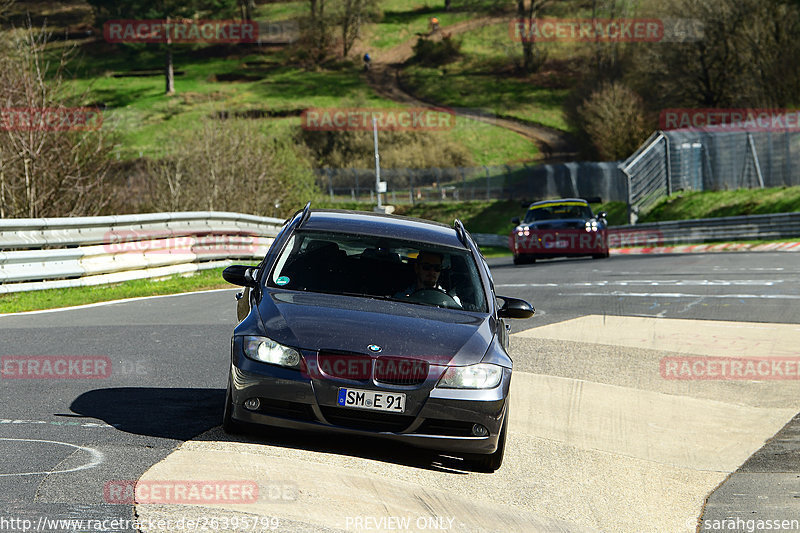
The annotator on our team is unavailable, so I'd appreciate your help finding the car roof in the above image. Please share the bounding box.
[300,209,466,249]
[528,198,590,209]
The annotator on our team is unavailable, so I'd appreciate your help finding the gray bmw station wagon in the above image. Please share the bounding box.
[222,204,534,472]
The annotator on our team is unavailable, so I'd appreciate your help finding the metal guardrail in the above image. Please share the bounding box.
[0,212,284,294]
[474,211,800,250]
[2,210,796,295]
[607,212,800,247]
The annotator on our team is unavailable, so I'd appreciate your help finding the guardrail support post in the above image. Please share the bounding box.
[664,132,672,196]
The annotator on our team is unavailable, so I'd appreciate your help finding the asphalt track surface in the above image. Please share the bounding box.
[0,252,798,532]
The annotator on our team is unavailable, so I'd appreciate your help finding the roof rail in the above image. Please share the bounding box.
[298,201,312,228]
[454,219,468,247]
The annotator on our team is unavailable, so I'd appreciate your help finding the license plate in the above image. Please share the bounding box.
[337,388,406,413]
[545,240,569,249]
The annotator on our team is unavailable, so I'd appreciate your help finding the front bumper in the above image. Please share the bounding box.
[510,228,608,257]
[228,349,511,455]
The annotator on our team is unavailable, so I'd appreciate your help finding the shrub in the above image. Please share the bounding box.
[144,119,319,218]
[577,82,650,161]
[300,128,474,176]
[412,35,462,67]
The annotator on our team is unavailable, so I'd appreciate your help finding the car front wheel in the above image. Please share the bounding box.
[222,380,246,434]
[467,412,508,473]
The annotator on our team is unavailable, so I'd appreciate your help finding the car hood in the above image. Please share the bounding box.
[255,290,495,366]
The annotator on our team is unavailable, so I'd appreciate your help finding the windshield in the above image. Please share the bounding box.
[267,230,487,312]
[524,203,594,222]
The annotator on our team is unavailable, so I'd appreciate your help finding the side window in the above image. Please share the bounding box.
[270,235,296,285]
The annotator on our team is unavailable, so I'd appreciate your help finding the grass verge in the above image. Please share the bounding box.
[0,267,241,314]
[641,186,800,222]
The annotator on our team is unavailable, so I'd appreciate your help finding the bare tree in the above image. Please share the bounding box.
[146,119,319,217]
[0,27,116,218]
[629,0,800,109]
[306,0,331,61]
[340,0,363,57]
[238,0,255,20]
[516,0,551,73]
[0,0,13,18]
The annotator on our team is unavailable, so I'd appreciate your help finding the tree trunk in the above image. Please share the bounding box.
[165,47,175,95]
[240,0,255,20]
[517,0,532,72]
[165,16,175,95]
[518,0,545,73]
[445,0,451,11]
[1,168,5,219]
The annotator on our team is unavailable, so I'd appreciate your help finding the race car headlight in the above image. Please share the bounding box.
[242,336,301,368]
[437,363,503,389]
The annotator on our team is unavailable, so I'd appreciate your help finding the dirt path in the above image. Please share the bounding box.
[362,16,579,161]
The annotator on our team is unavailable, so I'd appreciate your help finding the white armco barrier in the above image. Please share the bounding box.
[0,212,284,294]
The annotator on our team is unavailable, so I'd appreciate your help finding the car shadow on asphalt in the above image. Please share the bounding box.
[70,387,484,474]
[69,387,225,441]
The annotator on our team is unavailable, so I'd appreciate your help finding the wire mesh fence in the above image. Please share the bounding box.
[315,162,627,205]
[621,119,800,223]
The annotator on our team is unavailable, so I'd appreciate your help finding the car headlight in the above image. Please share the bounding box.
[437,363,503,389]
[242,336,301,368]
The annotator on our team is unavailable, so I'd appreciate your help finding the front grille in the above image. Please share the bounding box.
[319,406,414,432]
[416,418,476,437]
[256,398,316,422]
[317,352,429,386]
[318,352,372,380]
[374,357,429,386]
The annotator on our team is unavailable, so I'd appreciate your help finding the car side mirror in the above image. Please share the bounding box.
[597,211,607,219]
[223,265,258,288]
[511,217,521,225]
[497,296,535,319]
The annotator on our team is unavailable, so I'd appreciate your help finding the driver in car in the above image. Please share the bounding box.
[395,251,462,306]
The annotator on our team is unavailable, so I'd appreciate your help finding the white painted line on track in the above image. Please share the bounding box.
[0,288,237,318]
[0,438,104,477]
[0,418,117,428]
[498,280,786,288]
[562,292,800,299]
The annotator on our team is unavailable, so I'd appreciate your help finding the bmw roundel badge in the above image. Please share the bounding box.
[368,344,382,353]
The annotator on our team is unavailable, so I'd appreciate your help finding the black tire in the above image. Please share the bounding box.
[513,254,535,265]
[222,381,246,435]
[592,252,609,259]
[469,414,508,473]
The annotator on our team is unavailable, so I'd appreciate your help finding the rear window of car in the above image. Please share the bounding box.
[267,230,488,313]
[524,203,593,222]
